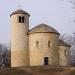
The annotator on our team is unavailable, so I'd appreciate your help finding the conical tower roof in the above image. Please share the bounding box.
[10,9,30,17]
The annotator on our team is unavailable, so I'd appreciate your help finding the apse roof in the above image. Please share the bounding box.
[59,39,71,47]
[29,24,60,35]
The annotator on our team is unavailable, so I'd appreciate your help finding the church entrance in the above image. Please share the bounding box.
[44,57,48,65]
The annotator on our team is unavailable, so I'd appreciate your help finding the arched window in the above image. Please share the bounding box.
[36,41,39,48]
[22,16,24,23]
[19,16,21,23]
[64,50,67,57]
[19,16,24,23]
[48,41,50,47]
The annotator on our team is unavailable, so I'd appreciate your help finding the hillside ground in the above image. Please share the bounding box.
[0,66,75,75]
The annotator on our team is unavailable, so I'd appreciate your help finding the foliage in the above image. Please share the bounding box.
[0,43,11,68]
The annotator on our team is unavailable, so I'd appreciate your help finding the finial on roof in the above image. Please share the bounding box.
[17,5,22,9]
[16,0,23,9]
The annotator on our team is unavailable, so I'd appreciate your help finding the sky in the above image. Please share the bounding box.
[0,0,75,44]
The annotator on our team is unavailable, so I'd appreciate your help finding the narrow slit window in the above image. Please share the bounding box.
[22,16,24,23]
[19,16,24,23]
[36,41,39,48]
[48,41,50,47]
[64,50,67,57]
[19,16,21,23]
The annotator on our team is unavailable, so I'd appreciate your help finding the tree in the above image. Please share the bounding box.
[0,43,11,68]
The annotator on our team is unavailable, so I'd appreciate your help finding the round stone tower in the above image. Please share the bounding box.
[10,9,30,67]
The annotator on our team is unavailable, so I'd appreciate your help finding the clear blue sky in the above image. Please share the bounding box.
[0,0,75,44]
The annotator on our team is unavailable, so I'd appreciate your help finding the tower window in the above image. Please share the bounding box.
[22,16,24,23]
[48,41,50,48]
[19,16,21,23]
[36,41,39,48]
[19,16,24,23]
